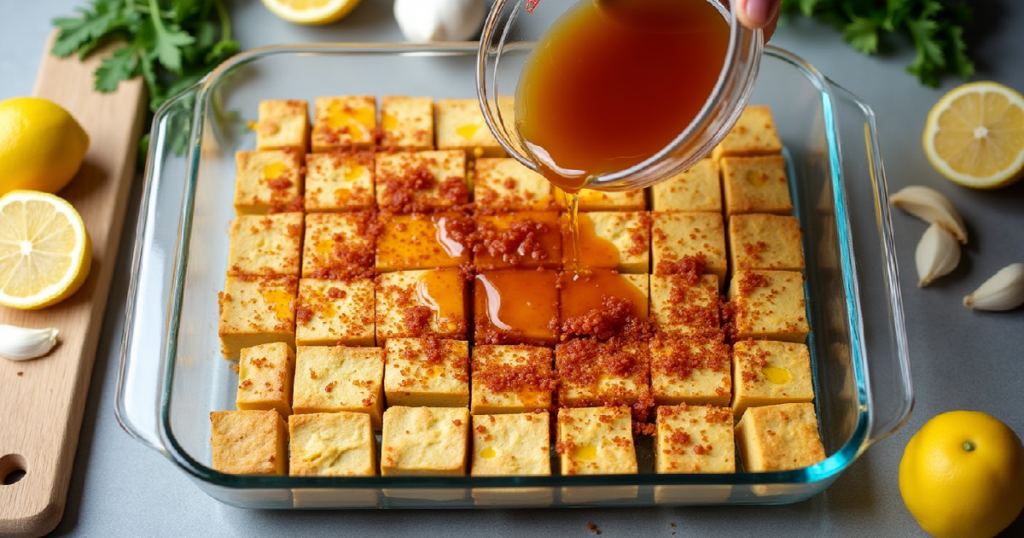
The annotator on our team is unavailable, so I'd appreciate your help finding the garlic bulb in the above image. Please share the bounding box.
[394,0,486,43]
[915,223,960,287]
[964,263,1024,311]
[0,325,59,361]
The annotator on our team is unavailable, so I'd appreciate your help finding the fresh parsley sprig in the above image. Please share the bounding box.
[781,0,975,87]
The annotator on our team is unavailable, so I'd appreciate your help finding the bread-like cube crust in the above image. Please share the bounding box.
[649,274,720,339]
[218,275,297,360]
[651,159,722,213]
[301,212,375,278]
[655,404,735,474]
[555,187,646,212]
[304,151,375,212]
[471,345,554,415]
[736,403,825,472]
[474,211,561,270]
[311,96,376,151]
[474,270,559,346]
[384,338,469,407]
[728,214,804,271]
[227,213,303,276]
[292,346,385,428]
[289,412,376,476]
[732,340,814,419]
[555,338,650,408]
[473,158,555,210]
[435,98,506,158]
[380,96,434,150]
[651,212,727,284]
[380,406,470,476]
[376,269,467,341]
[561,212,650,273]
[471,412,551,476]
[728,270,809,343]
[233,150,303,215]
[557,407,637,475]
[376,212,473,271]
[256,99,309,153]
[649,337,731,406]
[295,278,375,346]
[375,150,468,212]
[210,410,287,475]
[236,342,296,417]
[721,155,793,216]
[558,271,649,338]
[711,105,782,160]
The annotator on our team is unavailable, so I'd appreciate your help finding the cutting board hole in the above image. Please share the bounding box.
[0,454,27,485]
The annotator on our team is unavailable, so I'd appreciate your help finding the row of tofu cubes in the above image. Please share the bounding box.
[211,402,825,478]
[218,268,810,357]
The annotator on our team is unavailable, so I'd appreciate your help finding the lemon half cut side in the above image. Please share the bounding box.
[260,0,362,25]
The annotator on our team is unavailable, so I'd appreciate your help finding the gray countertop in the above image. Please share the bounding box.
[1,0,1023,536]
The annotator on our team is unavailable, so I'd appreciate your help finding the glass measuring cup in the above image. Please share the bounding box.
[476,0,764,191]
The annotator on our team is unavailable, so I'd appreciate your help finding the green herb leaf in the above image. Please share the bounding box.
[94,45,138,92]
[52,1,121,58]
[844,16,881,55]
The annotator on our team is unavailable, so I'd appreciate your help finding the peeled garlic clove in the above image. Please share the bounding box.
[964,263,1024,311]
[394,0,486,42]
[915,223,961,287]
[890,185,968,244]
[0,325,59,361]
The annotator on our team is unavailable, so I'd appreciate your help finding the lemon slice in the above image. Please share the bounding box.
[260,0,362,25]
[0,191,92,310]
[923,81,1024,189]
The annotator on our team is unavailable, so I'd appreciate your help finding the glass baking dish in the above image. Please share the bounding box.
[116,42,912,509]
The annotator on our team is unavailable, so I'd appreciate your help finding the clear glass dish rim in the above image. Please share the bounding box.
[153,42,873,491]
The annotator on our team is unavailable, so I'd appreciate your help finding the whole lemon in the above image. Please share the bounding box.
[900,411,1024,538]
[0,97,90,197]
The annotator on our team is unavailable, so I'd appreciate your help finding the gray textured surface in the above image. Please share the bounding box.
[0,0,1022,536]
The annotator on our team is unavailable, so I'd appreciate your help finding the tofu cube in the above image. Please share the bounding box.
[380,406,470,476]
[292,346,385,428]
[256,99,309,153]
[557,406,637,475]
[471,412,551,476]
[474,211,561,270]
[227,212,303,276]
[655,404,735,474]
[380,96,434,151]
[651,159,722,213]
[555,338,650,408]
[384,337,470,407]
[311,96,376,152]
[304,151,375,212]
[210,410,288,475]
[376,269,467,341]
[473,270,559,346]
[721,155,793,216]
[555,187,646,211]
[649,274,720,339]
[236,342,296,417]
[561,212,650,274]
[473,158,554,210]
[649,337,731,406]
[435,98,505,158]
[218,275,297,360]
[295,278,376,346]
[558,270,649,339]
[289,412,376,476]
[711,105,783,160]
[233,150,303,215]
[376,212,473,271]
[471,345,554,414]
[735,402,826,472]
[728,270,809,343]
[732,340,814,419]
[728,213,805,271]
[375,151,468,212]
[301,212,376,279]
[651,212,727,284]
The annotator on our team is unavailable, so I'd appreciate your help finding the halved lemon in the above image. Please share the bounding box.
[923,81,1024,189]
[260,0,362,25]
[0,191,92,310]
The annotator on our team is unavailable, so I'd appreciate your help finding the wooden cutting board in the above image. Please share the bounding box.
[0,32,146,538]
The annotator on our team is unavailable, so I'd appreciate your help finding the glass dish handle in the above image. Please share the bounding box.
[115,83,201,454]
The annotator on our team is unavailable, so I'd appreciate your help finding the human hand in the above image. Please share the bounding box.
[733,0,780,40]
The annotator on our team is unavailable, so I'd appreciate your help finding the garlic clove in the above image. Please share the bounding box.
[0,325,59,361]
[890,185,968,244]
[963,263,1024,311]
[394,0,486,43]
[915,223,961,287]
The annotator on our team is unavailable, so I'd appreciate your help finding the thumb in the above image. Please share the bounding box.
[735,0,781,31]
